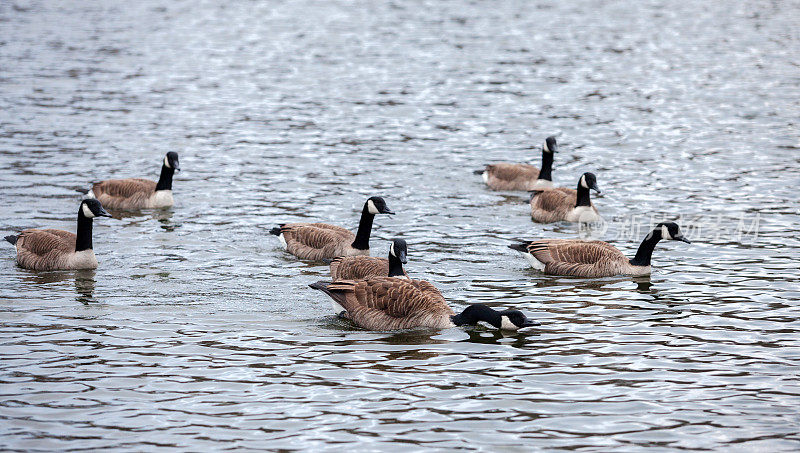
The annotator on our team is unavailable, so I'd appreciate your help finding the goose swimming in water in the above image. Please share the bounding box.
[529,172,601,223]
[4,199,112,271]
[309,277,538,331]
[86,152,180,211]
[509,222,691,277]
[475,136,557,191]
[270,196,394,261]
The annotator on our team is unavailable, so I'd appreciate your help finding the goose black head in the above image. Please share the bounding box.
[80,198,111,219]
[656,222,690,243]
[164,152,180,171]
[389,238,407,264]
[365,196,394,215]
[543,136,558,153]
[497,309,539,330]
[579,172,601,193]
[451,304,539,331]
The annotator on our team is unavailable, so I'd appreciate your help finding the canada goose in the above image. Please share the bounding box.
[475,136,557,191]
[529,172,601,223]
[329,238,408,280]
[270,196,394,261]
[309,277,538,331]
[86,152,180,210]
[509,222,691,277]
[4,199,112,271]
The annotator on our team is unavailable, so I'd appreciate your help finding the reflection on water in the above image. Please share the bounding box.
[74,270,96,304]
[1,0,799,451]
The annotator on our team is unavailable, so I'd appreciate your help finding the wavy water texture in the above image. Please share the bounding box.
[1,0,799,451]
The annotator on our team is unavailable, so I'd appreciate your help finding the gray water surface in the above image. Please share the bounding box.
[1,0,799,451]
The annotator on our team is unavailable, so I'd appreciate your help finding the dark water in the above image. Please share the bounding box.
[1,0,799,450]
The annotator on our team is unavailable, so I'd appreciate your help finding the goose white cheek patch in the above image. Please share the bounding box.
[81,204,95,218]
[367,200,379,214]
[661,225,672,240]
[500,316,519,330]
[164,156,171,168]
[580,175,589,189]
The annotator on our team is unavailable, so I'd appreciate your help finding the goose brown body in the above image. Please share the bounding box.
[520,239,642,277]
[483,163,544,191]
[12,229,98,271]
[311,277,455,330]
[91,178,171,211]
[329,256,407,280]
[278,223,367,261]
[511,222,691,278]
[530,188,599,223]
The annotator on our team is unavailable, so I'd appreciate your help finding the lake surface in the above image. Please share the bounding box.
[1,0,799,450]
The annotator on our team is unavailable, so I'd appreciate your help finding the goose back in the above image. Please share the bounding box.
[278,223,366,261]
[329,256,408,280]
[524,239,636,277]
[484,163,541,191]
[312,277,454,330]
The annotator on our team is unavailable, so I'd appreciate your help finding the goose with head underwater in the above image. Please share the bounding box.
[270,196,394,261]
[4,199,112,271]
[309,276,538,331]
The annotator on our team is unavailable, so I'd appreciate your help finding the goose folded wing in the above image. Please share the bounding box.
[94,178,156,197]
[488,163,539,181]
[18,229,75,256]
[282,224,354,249]
[533,190,573,211]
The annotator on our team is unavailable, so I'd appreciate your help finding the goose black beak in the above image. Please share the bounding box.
[590,183,601,194]
[521,319,539,328]
[397,250,407,264]
[675,236,691,244]
[381,208,395,215]
[98,208,112,218]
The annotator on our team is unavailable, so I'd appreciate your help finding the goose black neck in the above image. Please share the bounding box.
[75,211,94,252]
[351,206,375,250]
[451,304,500,328]
[387,253,405,277]
[575,182,592,207]
[629,232,661,267]
[538,150,553,181]
[155,164,175,191]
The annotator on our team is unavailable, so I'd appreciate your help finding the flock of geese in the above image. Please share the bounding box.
[4,138,690,332]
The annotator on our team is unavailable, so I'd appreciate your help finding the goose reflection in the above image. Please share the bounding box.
[463,327,534,348]
[74,270,96,304]
[111,208,176,231]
